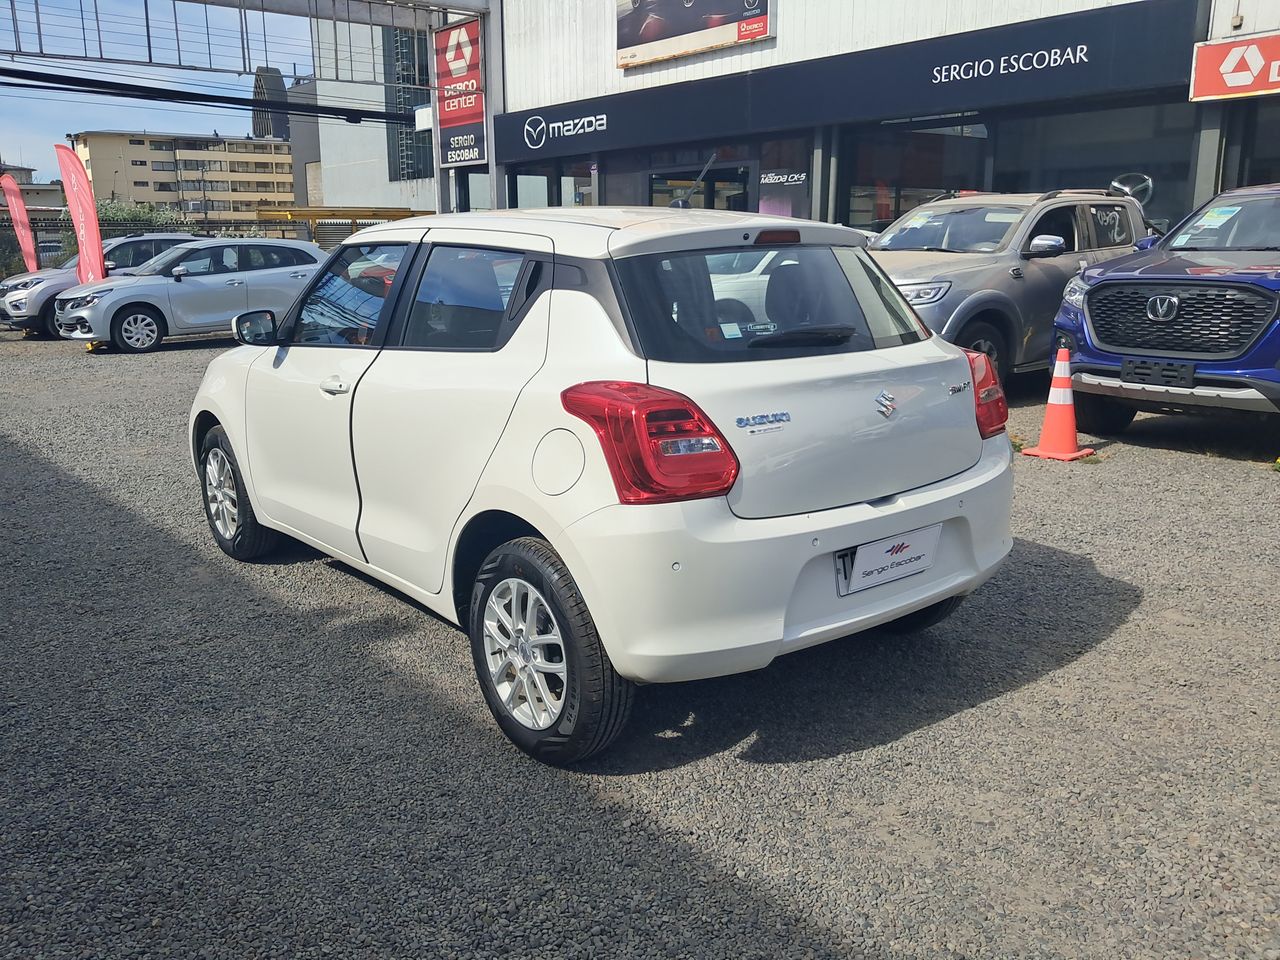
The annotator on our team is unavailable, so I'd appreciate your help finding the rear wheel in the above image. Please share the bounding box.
[882,595,964,635]
[958,320,1009,384]
[111,305,166,353]
[1074,392,1136,436]
[200,426,280,561]
[469,537,633,766]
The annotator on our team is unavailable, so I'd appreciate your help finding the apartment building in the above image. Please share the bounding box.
[65,130,295,221]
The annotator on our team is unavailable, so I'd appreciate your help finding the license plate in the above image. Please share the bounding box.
[834,523,943,597]
[1121,358,1195,389]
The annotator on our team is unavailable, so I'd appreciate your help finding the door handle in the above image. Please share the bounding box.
[224,278,245,286]
[289,272,309,279]
[319,376,351,395]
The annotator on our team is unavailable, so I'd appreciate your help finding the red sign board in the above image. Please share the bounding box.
[434,18,486,168]
[54,144,106,285]
[0,174,38,272]
[1190,31,1280,101]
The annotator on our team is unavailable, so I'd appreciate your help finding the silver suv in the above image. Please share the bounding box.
[0,233,194,338]
[869,191,1147,379]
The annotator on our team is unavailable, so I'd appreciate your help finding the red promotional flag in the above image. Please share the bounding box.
[0,173,38,273]
[54,143,105,284]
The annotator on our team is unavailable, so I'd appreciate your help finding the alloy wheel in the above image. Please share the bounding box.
[204,447,240,540]
[482,578,567,730]
[119,313,159,350]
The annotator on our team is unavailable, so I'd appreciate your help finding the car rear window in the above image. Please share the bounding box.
[614,245,928,363]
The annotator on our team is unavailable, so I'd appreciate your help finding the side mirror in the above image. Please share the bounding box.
[1135,235,1160,251]
[1023,235,1067,259]
[170,265,188,281]
[103,260,117,272]
[232,310,278,346]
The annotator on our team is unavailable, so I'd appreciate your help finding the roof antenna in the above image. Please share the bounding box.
[670,151,718,209]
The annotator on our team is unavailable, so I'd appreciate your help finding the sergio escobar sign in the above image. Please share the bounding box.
[932,45,1090,83]
[434,18,487,168]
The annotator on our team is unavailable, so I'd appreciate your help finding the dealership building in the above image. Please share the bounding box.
[487,0,1280,231]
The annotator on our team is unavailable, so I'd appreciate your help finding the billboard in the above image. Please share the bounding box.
[617,0,771,69]
[1190,31,1280,102]
[434,18,487,168]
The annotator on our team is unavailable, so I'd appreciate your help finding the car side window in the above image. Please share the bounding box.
[243,245,290,271]
[111,241,154,268]
[1025,206,1078,253]
[291,243,407,346]
[400,246,525,350]
[1086,204,1135,248]
[179,245,239,276]
[285,247,318,266]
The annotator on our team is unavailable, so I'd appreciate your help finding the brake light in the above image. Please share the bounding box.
[754,229,802,245]
[965,350,1008,439]
[561,382,740,504]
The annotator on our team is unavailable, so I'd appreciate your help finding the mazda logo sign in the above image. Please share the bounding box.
[1146,295,1180,322]
[523,116,547,150]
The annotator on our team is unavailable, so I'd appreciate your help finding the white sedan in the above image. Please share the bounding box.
[56,238,323,353]
[188,209,1013,765]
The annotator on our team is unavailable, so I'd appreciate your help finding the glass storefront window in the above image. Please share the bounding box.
[1238,100,1280,188]
[560,160,597,206]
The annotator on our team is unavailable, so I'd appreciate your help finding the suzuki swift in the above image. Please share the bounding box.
[188,209,1014,765]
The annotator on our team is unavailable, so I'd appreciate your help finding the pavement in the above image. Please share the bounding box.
[1,330,1277,960]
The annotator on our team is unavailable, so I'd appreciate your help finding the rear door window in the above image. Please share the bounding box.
[1086,204,1135,249]
[400,246,526,350]
[615,245,928,363]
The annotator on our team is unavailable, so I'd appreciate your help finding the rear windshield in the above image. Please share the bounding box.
[614,245,928,363]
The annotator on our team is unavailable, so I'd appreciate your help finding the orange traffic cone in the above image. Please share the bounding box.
[1022,348,1095,462]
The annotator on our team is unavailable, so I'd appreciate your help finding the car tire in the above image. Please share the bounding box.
[469,536,633,766]
[39,301,60,339]
[1074,392,1136,436]
[110,305,167,353]
[200,426,280,561]
[958,320,1010,384]
[881,595,964,635]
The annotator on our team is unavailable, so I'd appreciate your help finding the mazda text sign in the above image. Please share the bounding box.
[434,18,487,168]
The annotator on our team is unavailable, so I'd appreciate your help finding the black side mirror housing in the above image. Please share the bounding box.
[232,310,278,346]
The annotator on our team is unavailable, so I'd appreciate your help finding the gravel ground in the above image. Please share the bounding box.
[1,330,1277,960]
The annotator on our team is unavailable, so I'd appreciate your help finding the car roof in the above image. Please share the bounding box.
[351,207,867,259]
[105,232,196,242]
[1216,182,1280,198]
[167,237,316,249]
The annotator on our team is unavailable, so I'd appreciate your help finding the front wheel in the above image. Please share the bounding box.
[1074,392,1136,436]
[111,306,166,353]
[469,537,633,766]
[200,426,280,561]
[40,301,61,339]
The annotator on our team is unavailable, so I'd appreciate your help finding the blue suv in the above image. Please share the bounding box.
[1052,184,1280,434]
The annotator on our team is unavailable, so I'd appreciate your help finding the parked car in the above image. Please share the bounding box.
[1053,183,1280,434]
[869,190,1147,381]
[0,233,195,338]
[188,209,1014,765]
[56,238,324,353]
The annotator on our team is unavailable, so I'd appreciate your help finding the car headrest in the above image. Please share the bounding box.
[765,261,807,326]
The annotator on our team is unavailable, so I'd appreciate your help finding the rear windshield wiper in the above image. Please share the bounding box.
[748,325,857,348]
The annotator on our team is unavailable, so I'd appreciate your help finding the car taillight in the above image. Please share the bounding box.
[561,381,740,504]
[965,350,1008,439]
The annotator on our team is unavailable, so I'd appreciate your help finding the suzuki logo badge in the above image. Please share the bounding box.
[1146,295,1180,322]
[523,116,547,150]
[875,390,897,419]
[1220,44,1265,87]
[443,26,473,78]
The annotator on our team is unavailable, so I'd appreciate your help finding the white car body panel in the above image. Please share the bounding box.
[189,209,1013,686]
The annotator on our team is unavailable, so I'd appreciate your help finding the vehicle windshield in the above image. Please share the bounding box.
[1165,195,1280,251]
[870,204,1025,253]
[133,245,196,276]
[615,244,928,363]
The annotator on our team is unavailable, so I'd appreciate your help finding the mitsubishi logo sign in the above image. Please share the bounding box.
[523,116,547,150]
[444,26,473,78]
[1220,43,1265,87]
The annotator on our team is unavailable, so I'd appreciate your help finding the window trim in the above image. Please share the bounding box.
[382,242,548,354]
[278,241,421,350]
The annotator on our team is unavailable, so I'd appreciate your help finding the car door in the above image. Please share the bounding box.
[242,235,418,561]
[165,244,248,333]
[1081,201,1139,269]
[351,228,553,595]
[1017,203,1087,363]
[242,244,319,315]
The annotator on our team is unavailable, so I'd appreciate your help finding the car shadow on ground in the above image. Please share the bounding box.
[1107,411,1280,464]
[0,434,875,958]
[586,537,1141,775]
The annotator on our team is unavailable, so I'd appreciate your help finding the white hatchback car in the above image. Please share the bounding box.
[188,209,1014,765]
[56,238,323,353]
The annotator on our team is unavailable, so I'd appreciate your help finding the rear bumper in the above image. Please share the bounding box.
[556,434,1013,684]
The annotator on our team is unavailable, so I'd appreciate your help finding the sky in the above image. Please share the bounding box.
[1,0,317,180]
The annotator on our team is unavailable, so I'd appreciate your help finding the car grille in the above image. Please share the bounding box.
[1085,282,1278,359]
